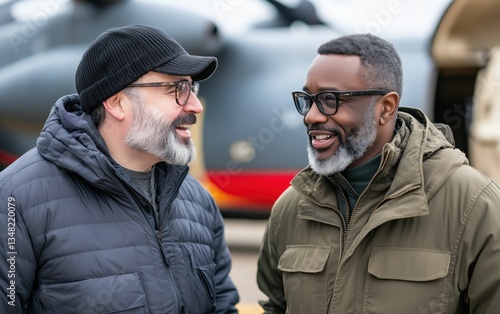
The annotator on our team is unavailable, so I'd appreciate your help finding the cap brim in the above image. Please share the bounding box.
[154,53,218,82]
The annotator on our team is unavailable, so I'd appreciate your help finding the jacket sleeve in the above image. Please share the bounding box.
[212,204,240,314]
[257,212,286,314]
[0,189,36,313]
[459,182,500,313]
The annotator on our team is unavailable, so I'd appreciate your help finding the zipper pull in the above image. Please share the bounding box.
[155,229,162,242]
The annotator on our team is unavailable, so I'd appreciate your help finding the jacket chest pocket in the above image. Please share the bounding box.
[278,245,333,314]
[363,247,451,314]
[180,243,216,314]
[39,273,148,313]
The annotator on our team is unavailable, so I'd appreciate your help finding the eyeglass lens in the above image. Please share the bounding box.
[295,92,338,116]
[177,81,199,105]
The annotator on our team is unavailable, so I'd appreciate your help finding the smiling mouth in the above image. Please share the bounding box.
[309,131,338,150]
[176,124,190,131]
[314,134,332,141]
[175,124,192,139]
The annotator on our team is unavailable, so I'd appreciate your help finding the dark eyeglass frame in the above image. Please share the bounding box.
[291,89,389,116]
[127,80,199,106]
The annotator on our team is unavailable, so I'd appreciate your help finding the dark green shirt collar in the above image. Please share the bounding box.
[342,153,382,196]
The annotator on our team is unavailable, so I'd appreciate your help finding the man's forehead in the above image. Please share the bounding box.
[305,54,364,90]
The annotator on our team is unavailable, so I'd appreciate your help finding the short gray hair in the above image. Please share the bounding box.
[317,33,403,98]
[90,87,143,126]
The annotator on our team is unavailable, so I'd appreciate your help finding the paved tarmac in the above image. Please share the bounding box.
[224,218,268,313]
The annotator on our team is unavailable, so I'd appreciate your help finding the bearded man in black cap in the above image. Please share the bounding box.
[0,24,239,313]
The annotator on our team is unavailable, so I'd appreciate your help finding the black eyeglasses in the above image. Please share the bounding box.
[128,80,199,106]
[291,89,389,116]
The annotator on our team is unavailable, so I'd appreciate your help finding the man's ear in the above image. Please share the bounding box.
[379,92,399,125]
[102,94,125,121]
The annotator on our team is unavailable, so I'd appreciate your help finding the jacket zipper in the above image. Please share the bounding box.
[113,164,188,313]
[118,187,182,312]
[121,166,187,314]
[155,229,162,242]
[150,166,187,314]
[337,189,352,244]
[291,183,347,251]
[333,149,422,311]
[344,150,422,236]
[342,150,391,234]
[152,165,187,243]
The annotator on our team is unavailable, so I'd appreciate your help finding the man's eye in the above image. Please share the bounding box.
[323,94,336,101]
[320,94,337,106]
[163,86,176,94]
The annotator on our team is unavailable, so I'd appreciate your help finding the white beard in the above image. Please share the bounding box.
[124,100,195,166]
[308,101,377,175]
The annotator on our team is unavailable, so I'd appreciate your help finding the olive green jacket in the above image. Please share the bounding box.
[257,107,500,313]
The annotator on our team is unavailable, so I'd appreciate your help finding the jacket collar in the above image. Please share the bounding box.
[37,95,189,196]
[292,107,463,224]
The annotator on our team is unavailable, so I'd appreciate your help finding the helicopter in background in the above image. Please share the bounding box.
[1,0,499,218]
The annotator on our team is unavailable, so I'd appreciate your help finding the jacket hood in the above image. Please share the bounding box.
[394,107,467,201]
[37,95,133,192]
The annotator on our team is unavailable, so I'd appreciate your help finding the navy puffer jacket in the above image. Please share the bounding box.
[0,95,239,313]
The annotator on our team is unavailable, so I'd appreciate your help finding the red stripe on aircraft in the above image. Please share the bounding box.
[206,170,298,210]
[0,150,19,168]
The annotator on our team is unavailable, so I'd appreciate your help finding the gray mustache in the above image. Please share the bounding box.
[173,114,197,127]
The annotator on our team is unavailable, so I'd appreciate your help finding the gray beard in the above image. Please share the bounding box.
[124,102,195,166]
[307,102,377,175]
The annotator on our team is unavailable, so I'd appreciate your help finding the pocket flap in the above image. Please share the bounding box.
[368,247,451,281]
[42,273,146,313]
[278,245,330,273]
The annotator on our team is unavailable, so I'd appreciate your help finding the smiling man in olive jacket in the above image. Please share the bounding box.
[257,33,500,313]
